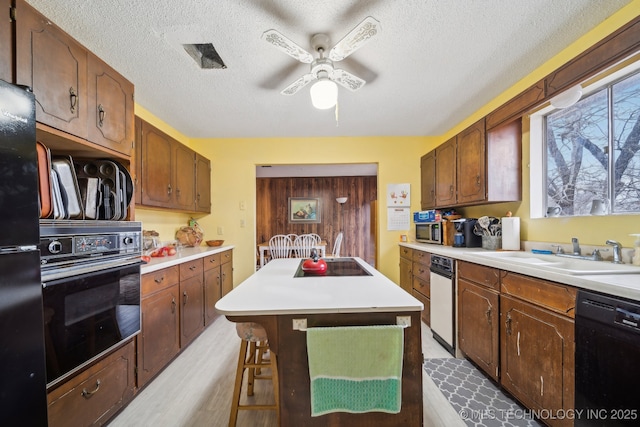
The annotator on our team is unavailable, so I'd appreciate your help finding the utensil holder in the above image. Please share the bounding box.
[482,235,502,251]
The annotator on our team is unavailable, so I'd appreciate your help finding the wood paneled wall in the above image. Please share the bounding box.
[256,176,378,266]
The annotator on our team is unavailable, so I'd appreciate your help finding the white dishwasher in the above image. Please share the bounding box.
[429,254,455,355]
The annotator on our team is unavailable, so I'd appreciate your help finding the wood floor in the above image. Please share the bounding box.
[108,316,465,427]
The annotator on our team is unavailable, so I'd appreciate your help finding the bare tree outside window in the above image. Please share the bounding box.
[545,70,640,216]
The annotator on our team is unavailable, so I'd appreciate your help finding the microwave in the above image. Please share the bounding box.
[415,221,443,244]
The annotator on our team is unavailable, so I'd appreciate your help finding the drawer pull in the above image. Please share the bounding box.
[81,379,101,398]
[189,265,197,270]
[154,276,164,284]
[69,87,77,113]
[98,104,105,127]
[209,259,216,263]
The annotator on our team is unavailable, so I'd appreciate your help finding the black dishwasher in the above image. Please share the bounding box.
[575,289,640,426]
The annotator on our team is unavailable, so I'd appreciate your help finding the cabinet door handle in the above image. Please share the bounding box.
[485,308,492,325]
[81,379,101,398]
[98,104,105,127]
[197,193,201,202]
[449,185,454,196]
[183,291,188,305]
[69,87,77,113]
[476,174,481,186]
[167,184,172,195]
[171,298,176,313]
[505,312,512,335]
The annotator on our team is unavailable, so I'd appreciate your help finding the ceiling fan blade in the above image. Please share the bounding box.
[331,69,366,92]
[328,16,381,62]
[281,73,316,95]
[262,29,314,64]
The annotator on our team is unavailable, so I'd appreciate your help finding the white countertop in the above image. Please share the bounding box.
[141,245,234,274]
[215,257,424,316]
[400,242,640,301]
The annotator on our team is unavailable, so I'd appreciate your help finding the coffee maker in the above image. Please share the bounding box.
[452,219,482,248]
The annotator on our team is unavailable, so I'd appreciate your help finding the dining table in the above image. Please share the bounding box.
[257,240,327,267]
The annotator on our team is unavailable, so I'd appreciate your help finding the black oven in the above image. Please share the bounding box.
[39,220,142,388]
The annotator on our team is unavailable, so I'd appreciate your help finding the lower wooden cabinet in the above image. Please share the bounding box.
[457,277,499,381]
[47,340,135,427]
[138,266,180,388]
[179,258,205,347]
[221,255,233,296]
[399,247,413,293]
[139,250,233,388]
[456,260,576,427]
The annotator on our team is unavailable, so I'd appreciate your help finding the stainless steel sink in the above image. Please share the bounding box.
[467,251,640,275]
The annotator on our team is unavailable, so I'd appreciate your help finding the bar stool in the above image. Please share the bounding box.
[229,322,279,426]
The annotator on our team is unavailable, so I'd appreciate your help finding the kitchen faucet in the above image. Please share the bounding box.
[571,237,581,255]
[606,240,624,264]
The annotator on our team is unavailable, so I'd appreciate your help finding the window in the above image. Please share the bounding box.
[531,60,640,217]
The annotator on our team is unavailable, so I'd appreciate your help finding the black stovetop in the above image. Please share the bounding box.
[293,258,372,277]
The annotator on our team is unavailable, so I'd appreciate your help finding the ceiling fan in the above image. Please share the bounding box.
[261,16,381,109]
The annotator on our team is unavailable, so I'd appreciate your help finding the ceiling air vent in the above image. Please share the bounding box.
[182,43,227,69]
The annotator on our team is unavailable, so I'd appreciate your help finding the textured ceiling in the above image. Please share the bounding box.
[25,0,631,139]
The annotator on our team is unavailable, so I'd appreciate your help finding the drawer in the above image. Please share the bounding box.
[412,275,430,299]
[501,271,577,318]
[180,258,204,281]
[203,253,221,271]
[412,261,430,282]
[412,250,431,265]
[142,266,179,296]
[399,246,412,260]
[220,249,233,265]
[458,261,500,291]
[47,340,135,427]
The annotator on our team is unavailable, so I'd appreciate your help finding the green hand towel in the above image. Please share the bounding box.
[306,325,404,416]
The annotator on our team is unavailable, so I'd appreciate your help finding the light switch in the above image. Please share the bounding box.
[240,219,246,228]
[217,226,223,235]
[239,200,246,210]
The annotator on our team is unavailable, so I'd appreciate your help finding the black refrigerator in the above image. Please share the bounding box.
[0,79,48,425]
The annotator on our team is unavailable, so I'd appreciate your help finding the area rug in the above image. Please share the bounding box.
[423,358,542,427]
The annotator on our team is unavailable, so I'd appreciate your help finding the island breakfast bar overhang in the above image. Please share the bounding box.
[215,257,424,427]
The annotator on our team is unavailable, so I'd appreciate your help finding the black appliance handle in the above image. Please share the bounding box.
[42,258,142,287]
[430,265,453,279]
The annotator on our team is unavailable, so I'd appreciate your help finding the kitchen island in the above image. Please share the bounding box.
[215,257,424,427]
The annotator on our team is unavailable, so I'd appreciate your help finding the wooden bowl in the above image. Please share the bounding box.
[206,240,224,247]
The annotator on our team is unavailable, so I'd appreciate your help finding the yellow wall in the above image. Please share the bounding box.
[135,0,640,286]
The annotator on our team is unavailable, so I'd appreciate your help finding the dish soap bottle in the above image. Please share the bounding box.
[631,234,640,266]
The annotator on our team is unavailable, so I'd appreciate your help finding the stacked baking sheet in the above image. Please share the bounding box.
[37,144,133,220]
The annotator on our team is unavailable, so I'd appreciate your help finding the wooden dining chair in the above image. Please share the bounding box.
[326,232,343,258]
[269,235,292,260]
[293,234,320,258]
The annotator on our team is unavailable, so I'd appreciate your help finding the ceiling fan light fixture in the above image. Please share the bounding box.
[310,78,338,109]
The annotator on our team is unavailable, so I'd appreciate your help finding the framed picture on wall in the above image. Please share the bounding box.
[288,197,321,223]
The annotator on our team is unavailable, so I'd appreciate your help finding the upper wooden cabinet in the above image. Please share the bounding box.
[15,0,88,138]
[422,118,521,209]
[195,153,211,213]
[1,0,12,83]
[173,143,197,211]
[435,137,457,207]
[87,53,134,156]
[456,119,486,204]
[420,151,436,210]
[136,117,211,213]
[14,0,133,158]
